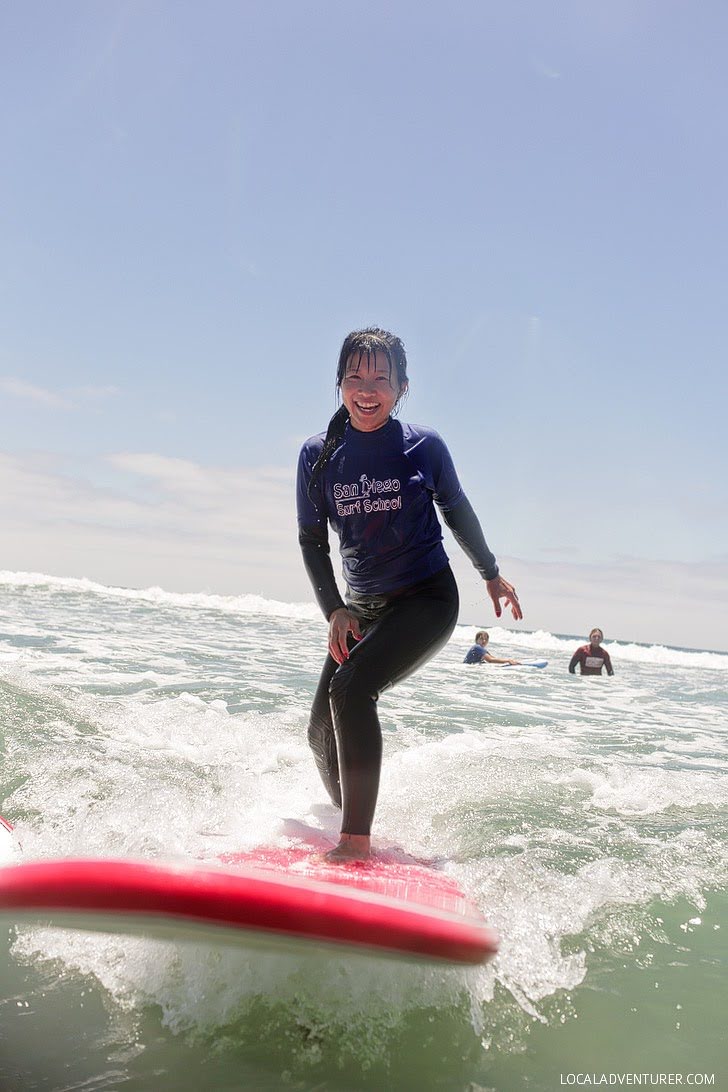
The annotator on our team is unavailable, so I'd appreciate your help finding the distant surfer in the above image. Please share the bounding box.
[568,628,614,676]
[297,327,522,861]
[463,631,521,665]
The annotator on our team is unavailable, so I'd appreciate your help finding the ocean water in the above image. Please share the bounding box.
[0,571,726,1091]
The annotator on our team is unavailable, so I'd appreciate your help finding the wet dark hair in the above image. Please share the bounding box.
[307,327,408,496]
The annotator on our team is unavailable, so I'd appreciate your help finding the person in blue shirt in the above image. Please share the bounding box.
[464,631,521,665]
[297,327,522,860]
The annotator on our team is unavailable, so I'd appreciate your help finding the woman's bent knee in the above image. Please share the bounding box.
[328,660,371,716]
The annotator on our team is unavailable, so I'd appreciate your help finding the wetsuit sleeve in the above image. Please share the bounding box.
[426,432,500,582]
[568,649,581,674]
[298,525,346,620]
[602,649,614,676]
[441,497,500,581]
[296,443,346,620]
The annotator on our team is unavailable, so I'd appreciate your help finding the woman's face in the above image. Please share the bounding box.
[340,350,406,432]
[590,630,603,645]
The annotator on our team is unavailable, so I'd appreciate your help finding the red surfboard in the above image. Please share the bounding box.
[0,827,497,966]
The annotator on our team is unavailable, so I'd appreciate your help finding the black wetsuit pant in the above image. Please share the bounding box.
[307,565,459,836]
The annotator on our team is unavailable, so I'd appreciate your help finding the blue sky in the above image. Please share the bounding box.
[1,1,727,650]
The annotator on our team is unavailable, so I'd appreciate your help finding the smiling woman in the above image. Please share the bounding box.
[339,346,406,432]
[296,326,522,862]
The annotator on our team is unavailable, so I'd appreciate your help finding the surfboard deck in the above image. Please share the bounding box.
[503,659,548,668]
[0,823,498,965]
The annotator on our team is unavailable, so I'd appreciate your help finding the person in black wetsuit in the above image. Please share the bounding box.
[296,327,522,861]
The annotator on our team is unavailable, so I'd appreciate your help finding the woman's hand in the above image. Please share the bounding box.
[485,576,523,621]
[328,608,362,664]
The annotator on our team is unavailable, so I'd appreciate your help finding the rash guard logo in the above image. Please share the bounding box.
[333,473,402,516]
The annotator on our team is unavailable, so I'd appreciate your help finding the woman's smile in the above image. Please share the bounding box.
[340,350,405,432]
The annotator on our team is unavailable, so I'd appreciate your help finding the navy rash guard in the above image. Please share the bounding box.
[297,418,499,617]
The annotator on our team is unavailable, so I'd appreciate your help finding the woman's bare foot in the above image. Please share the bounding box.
[323,834,371,862]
